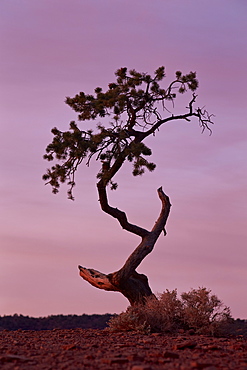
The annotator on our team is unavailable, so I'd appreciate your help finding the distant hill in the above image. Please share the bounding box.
[1,314,246,336]
[0,313,115,331]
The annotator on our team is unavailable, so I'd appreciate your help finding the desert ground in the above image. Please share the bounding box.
[0,328,247,369]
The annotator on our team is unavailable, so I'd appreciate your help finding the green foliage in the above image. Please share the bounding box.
[43,66,200,199]
[108,287,232,336]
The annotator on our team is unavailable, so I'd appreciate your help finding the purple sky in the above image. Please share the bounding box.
[1,0,246,318]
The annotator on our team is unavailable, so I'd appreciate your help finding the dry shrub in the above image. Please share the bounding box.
[107,308,151,334]
[181,287,231,335]
[108,287,232,336]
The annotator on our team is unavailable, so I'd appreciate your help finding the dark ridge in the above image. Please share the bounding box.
[0,313,116,331]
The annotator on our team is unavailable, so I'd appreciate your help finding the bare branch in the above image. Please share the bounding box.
[115,187,171,281]
[78,266,118,291]
[195,107,215,134]
[97,180,149,238]
[151,187,171,237]
[142,94,213,138]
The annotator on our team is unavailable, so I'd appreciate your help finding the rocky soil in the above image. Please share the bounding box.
[0,329,247,369]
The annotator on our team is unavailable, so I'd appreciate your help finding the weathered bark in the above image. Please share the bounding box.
[79,185,171,305]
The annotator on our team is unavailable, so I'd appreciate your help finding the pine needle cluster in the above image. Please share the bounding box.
[43,66,211,199]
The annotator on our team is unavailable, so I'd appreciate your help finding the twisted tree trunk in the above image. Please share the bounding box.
[43,67,213,306]
[79,184,171,305]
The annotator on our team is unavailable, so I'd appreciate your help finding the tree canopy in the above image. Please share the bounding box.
[43,67,213,200]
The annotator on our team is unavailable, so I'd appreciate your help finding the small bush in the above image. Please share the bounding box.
[108,287,232,336]
[181,287,231,335]
[107,307,151,334]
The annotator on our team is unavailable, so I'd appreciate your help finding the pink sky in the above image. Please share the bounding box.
[1,0,246,318]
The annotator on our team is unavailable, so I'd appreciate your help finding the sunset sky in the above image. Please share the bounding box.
[1,0,246,319]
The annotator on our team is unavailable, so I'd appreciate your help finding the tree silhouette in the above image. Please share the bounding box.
[43,67,214,305]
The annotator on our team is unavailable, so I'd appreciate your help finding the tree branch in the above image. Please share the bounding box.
[78,265,154,305]
[78,265,118,291]
[141,94,213,138]
[151,187,171,236]
[97,181,149,238]
[114,187,171,282]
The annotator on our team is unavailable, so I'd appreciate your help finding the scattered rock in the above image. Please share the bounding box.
[174,340,197,350]
[190,361,215,369]
[62,343,79,350]
[127,354,144,361]
[0,329,245,369]
[101,357,129,365]
[0,354,30,363]
[163,351,179,359]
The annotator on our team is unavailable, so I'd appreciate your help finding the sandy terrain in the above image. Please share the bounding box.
[0,329,247,369]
